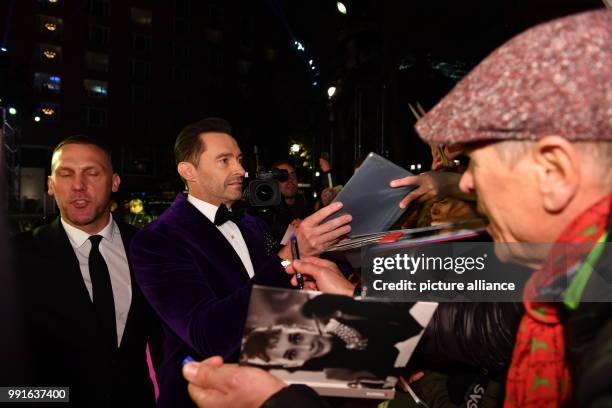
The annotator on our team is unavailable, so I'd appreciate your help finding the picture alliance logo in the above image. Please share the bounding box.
[371,253,488,275]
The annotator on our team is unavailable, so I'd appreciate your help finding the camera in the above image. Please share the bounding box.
[243,168,288,207]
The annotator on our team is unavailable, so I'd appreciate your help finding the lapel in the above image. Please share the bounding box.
[35,218,97,322]
[115,221,139,349]
[172,194,252,281]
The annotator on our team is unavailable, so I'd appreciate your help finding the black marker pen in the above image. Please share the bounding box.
[290,236,304,289]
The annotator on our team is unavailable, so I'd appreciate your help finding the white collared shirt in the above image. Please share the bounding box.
[61,215,132,346]
[187,195,255,278]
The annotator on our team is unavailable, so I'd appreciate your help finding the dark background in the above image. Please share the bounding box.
[0,0,605,214]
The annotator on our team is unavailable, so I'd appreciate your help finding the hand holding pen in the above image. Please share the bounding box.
[284,257,355,296]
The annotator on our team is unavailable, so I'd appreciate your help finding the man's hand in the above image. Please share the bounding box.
[295,202,351,257]
[286,257,354,296]
[390,171,472,209]
[182,356,286,408]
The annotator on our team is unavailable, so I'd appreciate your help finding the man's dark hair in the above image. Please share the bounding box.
[174,117,233,166]
[271,159,295,170]
[52,135,113,170]
[242,328,281,363]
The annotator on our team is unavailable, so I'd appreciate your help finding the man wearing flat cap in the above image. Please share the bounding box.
[179,9,612,408]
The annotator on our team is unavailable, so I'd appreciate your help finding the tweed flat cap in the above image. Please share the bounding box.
[416,9,612,144]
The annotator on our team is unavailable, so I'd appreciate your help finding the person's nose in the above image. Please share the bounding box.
[71,174,86,191]
[296,343,310,351]
[233,160,245,177]
[459,171,474,194]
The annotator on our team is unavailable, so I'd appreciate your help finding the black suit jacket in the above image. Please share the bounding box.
[14,218,158,408]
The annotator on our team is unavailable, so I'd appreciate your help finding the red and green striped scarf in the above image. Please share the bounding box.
[504,194,611,408]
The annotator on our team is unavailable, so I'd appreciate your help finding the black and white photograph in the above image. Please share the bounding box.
[240,286,437,398]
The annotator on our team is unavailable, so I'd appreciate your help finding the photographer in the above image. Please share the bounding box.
[253,160,316,243]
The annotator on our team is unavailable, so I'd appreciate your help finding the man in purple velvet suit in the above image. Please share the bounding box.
[130,117,351,407]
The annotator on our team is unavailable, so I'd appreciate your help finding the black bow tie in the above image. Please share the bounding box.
[214,204,244,226]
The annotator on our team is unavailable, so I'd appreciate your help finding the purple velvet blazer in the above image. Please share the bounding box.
[130,193,291,407]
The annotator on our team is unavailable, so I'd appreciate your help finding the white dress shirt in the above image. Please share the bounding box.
[187,195,255,278]
[61,215,132,346]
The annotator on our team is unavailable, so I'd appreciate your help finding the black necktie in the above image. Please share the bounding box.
[214,204,244,226]
[88,235,117,349]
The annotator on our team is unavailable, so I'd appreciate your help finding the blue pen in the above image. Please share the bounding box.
[290,236,304,289]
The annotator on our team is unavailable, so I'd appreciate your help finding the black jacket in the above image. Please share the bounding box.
[14,218,159,408]
[414,302,523,377]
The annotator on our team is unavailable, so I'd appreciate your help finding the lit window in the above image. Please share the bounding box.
[37,102,60,122]
[38,44,62,62]
[85,51,109,72]
[84,79,108,98]
[34,73,61,93]
[37,15,63,36]
[131,8,152,26]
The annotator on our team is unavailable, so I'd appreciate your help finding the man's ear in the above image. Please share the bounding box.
[47,176,55,197]
[532,136,580,213]
[177,161,196,183]
[111,174,121,193]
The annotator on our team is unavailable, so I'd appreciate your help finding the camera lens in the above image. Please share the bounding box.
[255,184,274,202]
